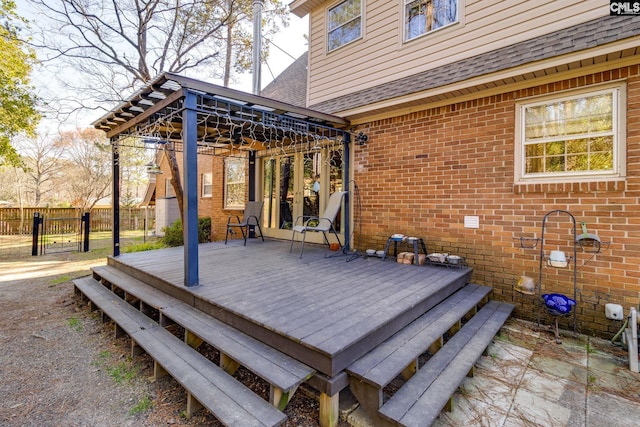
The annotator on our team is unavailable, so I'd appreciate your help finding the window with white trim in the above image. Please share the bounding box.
[516,84,625,182]
[327,0,362,52]
[201,172,212,197]
[224,157,245,209]
[404,0,458,41]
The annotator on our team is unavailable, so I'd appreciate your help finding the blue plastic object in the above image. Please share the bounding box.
[542,293,576,315]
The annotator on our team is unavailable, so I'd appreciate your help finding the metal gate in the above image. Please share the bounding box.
[32,212,90,255]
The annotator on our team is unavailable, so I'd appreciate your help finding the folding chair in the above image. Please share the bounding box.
[289,191,346,258]
[225,201,264,246]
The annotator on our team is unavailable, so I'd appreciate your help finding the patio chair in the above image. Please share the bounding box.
[225,201,265,246]
[290,191,347,258]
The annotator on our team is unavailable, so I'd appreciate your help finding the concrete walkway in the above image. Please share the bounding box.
[343,318,640,427]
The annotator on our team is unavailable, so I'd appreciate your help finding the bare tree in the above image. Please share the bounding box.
[54,128,112,211]
[14,135,64,206]
[26,0,287,221]
[118,141,151,207]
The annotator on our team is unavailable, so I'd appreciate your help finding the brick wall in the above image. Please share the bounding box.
[210,156,235,241]
[353,65,640,338]
[208,155,254,242]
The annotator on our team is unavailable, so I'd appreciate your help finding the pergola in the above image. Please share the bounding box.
[93,72,352,287]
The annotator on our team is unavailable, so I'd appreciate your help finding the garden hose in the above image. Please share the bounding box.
[611,318,629,346]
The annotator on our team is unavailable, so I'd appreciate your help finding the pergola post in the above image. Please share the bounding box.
[183,90,199,287]
[112,140,120,257]
[248,150,257,237]
[342,132,351,252]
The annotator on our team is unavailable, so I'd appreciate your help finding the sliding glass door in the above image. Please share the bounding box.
[261,147,344,243]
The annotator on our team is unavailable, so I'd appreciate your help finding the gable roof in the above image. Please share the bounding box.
[261,52,308,107]
[309,15,640,118]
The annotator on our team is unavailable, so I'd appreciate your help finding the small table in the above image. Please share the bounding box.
[381,237,428,265]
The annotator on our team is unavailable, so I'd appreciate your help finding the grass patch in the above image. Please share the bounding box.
[106,360,139,384]
[94,351,139,384]
[129,395,153,415]
[67,316,83,331]
[50,275,72,285]
[98,350,111,360]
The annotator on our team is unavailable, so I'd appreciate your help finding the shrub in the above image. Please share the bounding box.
[198,217,212,243]
[122,241,166,253]
[160,217,211,247]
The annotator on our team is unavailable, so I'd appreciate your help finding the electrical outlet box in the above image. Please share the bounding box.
[605,303,624,320]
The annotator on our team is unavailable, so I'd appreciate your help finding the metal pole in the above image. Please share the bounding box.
[343,132,351,252]
[112,141,121,256]
[83,212,90,252]
[252,0,264,95]
[31,212,39,256]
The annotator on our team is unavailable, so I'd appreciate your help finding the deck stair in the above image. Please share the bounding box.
[346,284,514,427]
[74,257,512,427]
[74,266,317,426]
[91,265,315,409]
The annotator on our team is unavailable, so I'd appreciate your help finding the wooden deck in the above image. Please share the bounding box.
[107,239,472,378]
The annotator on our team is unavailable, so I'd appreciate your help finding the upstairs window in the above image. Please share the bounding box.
[327,0,362,52]
[405,0,458,41]
[516,84,625,182]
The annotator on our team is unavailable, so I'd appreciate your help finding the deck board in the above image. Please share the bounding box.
[107,239,472,376]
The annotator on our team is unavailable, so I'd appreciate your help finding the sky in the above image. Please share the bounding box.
[16,1,309,132]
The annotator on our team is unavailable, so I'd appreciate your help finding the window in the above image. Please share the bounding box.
[327,0,362,52]
[404,0,457,41]
[201,173,212,197]
[224,157,246,208]
[516,84,625,182]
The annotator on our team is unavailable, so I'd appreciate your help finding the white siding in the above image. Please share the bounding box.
[307,0,608,107]
[155,197,180,236]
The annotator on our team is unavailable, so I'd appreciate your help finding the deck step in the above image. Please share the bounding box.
[348,283,492,388]
[74,276,287,427]
[346,284,492,417]
[74,276,160,334]
[91,265,315,409]
[379,300,514,427]
[93,265,180,310]
[161,302,316,408]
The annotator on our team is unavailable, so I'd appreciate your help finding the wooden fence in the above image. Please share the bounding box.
[0,207,155,235]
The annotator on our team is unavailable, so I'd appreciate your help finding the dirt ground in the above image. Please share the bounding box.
[0,248,344,427]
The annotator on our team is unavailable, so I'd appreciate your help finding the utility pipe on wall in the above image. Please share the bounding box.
[629,307,638,372]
